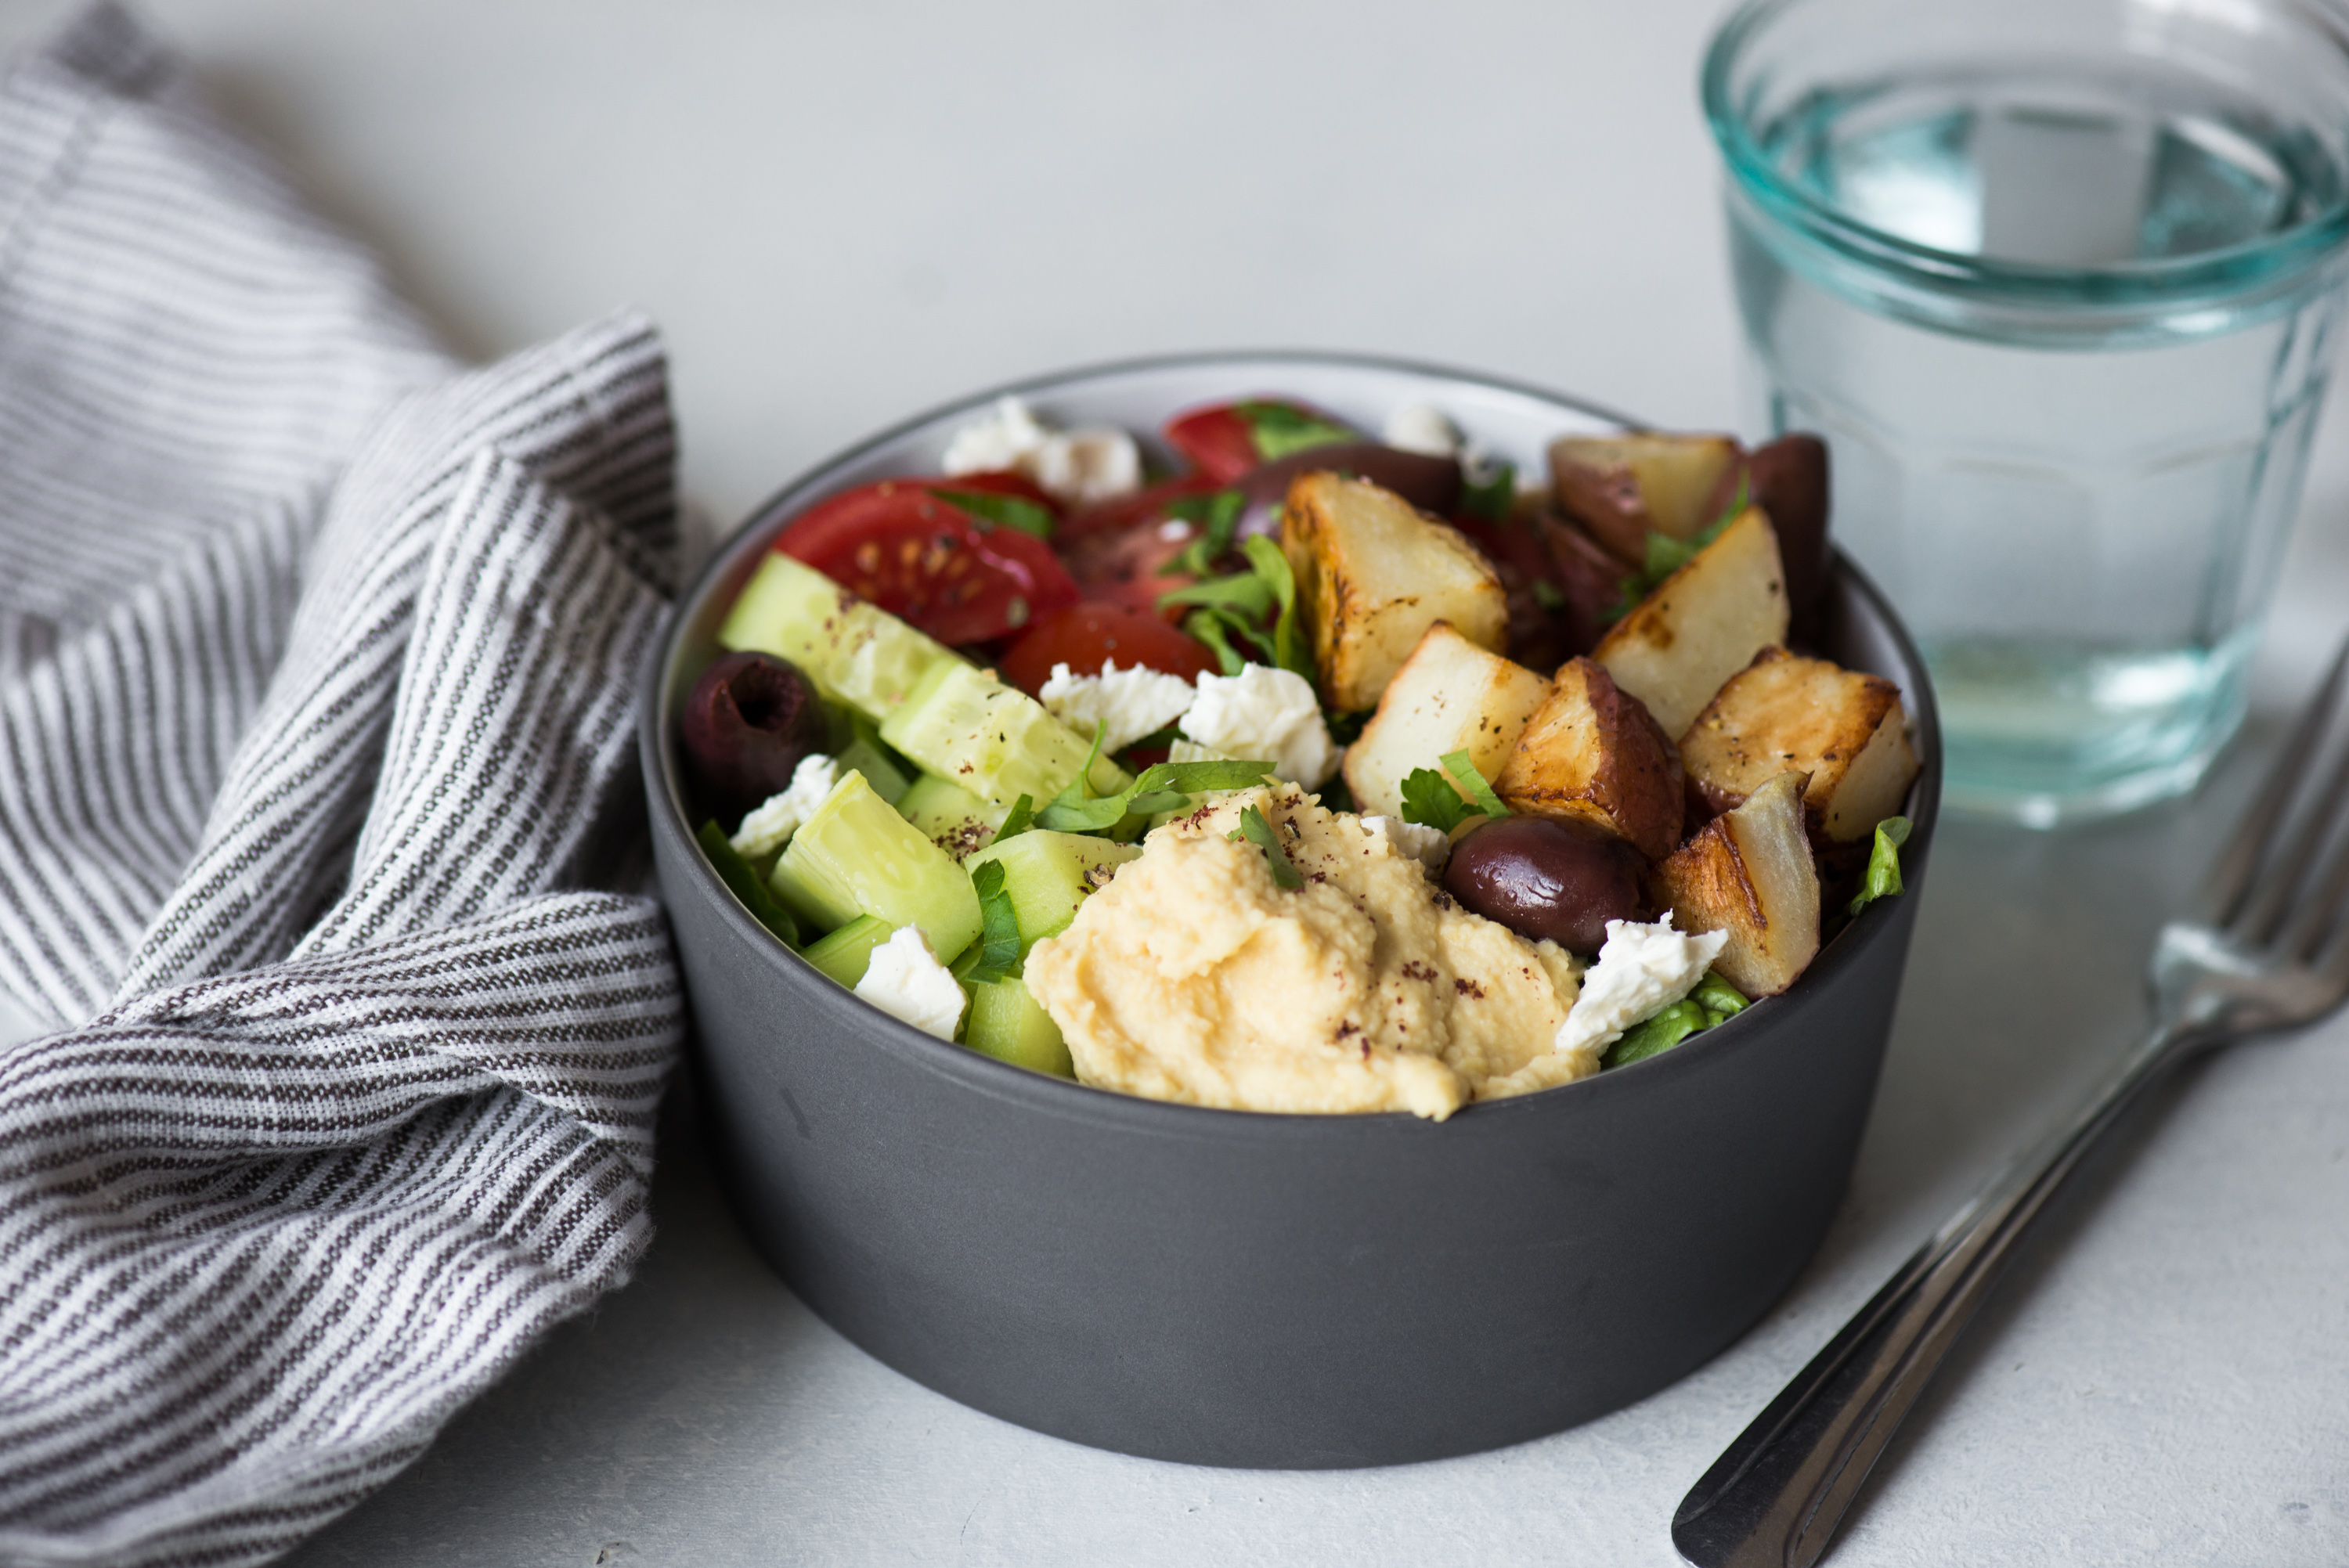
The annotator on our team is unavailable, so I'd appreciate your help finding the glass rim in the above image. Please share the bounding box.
[1700,0,2349,311]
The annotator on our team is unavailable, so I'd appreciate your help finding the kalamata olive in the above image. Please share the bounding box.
[1442,815,1650,954]
[1232,442,1463,539]
[1745,434,1829,636]
[679,651,826,820]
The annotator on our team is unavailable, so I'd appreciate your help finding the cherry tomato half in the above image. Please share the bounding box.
[775,479,1078,646]
[997,604,1221,697]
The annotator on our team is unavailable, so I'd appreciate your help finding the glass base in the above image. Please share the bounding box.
[1929,634,2253,828]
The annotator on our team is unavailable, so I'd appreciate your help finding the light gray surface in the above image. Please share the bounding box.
[2,1,2346,1563]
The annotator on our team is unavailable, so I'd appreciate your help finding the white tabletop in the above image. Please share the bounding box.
[4,2,2347,1563]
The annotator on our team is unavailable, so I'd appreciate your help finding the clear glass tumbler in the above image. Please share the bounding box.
[1704,0,2349,826]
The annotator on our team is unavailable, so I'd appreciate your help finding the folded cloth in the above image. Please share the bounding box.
[0,9,686,1565]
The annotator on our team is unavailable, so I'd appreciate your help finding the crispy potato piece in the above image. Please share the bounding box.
[1550,432,1744,562]
[1593,506,1789,739]
[1492,656,1684,861]
[1680,647,1920,844]
[1283,472,1508,713]
[1344,623,1553,820]
[1654,770,1819,997]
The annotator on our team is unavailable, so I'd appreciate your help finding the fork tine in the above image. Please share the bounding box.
[2235,690,2349,946]
[2201,637,2349,932]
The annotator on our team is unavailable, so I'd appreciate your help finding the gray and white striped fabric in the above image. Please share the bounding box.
[0,8,687,1564]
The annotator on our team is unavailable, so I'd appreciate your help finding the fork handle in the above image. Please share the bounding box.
[1671,1025,2188,1568]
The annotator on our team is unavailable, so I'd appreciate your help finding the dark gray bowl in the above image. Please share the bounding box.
[641,351,1941,1469]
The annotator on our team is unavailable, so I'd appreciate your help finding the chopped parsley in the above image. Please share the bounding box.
[1160,489,1245,577]
[994,792,1035,842]
[1605,473,1751,623]
[1229,804,1304,889]
[1157,535,1315,683]
[1438,749,1510,819]
[1234,400,1356,461]
[1846,816,1912,915]
[1398,767,1479,833]
[955,859,1023,985]
[1037,757,1276,834]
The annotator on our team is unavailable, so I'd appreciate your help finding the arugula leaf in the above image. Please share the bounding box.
[957,859,1024,985]
[1183,609,1250,676]
[1603,473,1754,624]
[1603,999,1709,1069]
[1398,767,1478,833]
[1036,758,1276,834]
[1158,571,1276,618]
[1846,816,1912,916]
[933,486,1055,541]
[1229,804,1304,889]
[1240,535,1314,682]
[1460,459,1516,522]
[1690,970,1748,1019]
[1438,750,1510,820]
[1233,400,1355,461]
[1161,489,1246,576]
[1075,720,1109,801]
[696,820,800,947]
[994,793,1035,842]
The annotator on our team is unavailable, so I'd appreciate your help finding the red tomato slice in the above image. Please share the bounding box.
[1058,473,1220,544]
[1162,398,1357,485]
[776,480,1078,645]
[997,605,1221,697]
[1059,521,1199,623]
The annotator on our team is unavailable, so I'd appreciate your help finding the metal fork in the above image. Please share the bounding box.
[1672,636,2349,1568]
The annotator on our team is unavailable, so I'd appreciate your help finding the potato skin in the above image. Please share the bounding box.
[1491,656,1684,862]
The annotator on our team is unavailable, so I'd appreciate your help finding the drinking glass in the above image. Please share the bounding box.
[1704,0,2349,825]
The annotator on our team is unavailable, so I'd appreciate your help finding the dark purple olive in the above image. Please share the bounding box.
[1746,434,1830,636]
[1232,442,1464,539]
[1443,815,1651,955]
[679,651,826,820]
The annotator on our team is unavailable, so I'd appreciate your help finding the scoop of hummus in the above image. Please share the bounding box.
[1023,784,1595,1119]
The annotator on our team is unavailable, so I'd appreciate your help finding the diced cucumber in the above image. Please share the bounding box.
[836,734,910,806]
[695,820,800,947]
[879,661,1129,817]
[964,974,1074,1077]
[898,772,1001,859]
[963,830,1142,955]
[769,770,982,958]
[719,551,958,721]
[802,914,897,988]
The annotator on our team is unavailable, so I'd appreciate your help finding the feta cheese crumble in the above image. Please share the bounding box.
[853,925,968,1041]
[1553,914,1727,1063]
[1039,659,1198,755]
[1362,813,1451,874]
[730,752,843,860]
[1179,664,1340,789]
[1383,403,1463,458]
[940,395,1142,507]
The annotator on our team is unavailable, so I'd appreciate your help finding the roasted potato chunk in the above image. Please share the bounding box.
[1680,647,1919,844]
[1549,432,1744,563]
[1283,471,1507,713]
[1593,506,1789,739]
[1536,509,1637,658]
[1654,770,1819,997]
[1491,656,1684,862]
[1745,434,1831,640]
[1344,622,1552,820]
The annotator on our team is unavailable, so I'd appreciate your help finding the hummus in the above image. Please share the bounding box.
[1023,784,1597,1119]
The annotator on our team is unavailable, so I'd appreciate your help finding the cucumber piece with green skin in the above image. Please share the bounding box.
[963,973,1074,1077]
[897,772,1000,859]
[835,735,910,806]
[769,770,983,957]
[719,552,959,721]
[802,914,896,988]
[879,661,1129,818]
[695,820,800,947]
[963,830,1142,956]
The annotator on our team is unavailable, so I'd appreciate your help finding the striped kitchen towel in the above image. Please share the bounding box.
[0,7,687,1565]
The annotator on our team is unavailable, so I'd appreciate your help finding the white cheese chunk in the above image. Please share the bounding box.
[939,395,1141,506]
[1553,914,1727,1063]
[729,752,843,860]
[853,925,968,1041]
[1180,664,1340,789]
[1383,403,1463,458]
[1362,813,1451,874]
[1038,660,1198,755]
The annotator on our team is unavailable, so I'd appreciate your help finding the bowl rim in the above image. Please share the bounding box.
[643,348,1943,1143]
